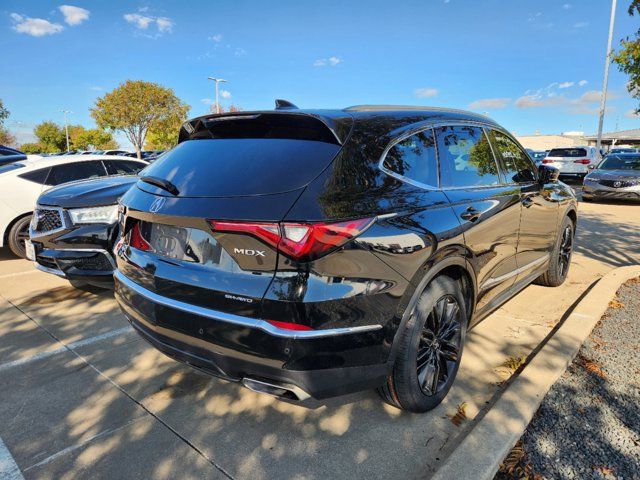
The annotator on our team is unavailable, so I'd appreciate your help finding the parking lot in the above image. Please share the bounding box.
[1,194,639,480]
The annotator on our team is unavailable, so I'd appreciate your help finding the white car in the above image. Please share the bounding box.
[541,146,601,179]
[0,154,147,258]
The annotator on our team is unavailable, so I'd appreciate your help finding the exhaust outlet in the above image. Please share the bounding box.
[242,377,310,401]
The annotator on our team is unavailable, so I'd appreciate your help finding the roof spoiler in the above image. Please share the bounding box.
[275,99,299,110]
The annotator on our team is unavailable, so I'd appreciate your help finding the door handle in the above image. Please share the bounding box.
[521,196,534,208]
[460,206,481,222]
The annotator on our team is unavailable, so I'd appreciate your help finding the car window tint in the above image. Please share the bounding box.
[46,161,107,185]
[488,130,537,183]
[383,129,438,187]
[548,148,587,157]
[104,160,146,175]
[19,167,50,184]
[436,126,501,188]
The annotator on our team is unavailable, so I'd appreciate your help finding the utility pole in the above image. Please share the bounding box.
[596,0,617,154]
[207,77,227,114]
[61,109,72,152]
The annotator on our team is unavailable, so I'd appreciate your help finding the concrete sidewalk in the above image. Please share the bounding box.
[0,199,638,479]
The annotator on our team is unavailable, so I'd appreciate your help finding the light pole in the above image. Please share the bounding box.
[207,77,227,114]
[596,0,617,154]
[61,109,72,152]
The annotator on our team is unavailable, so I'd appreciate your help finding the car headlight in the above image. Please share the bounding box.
[68,205,119,225]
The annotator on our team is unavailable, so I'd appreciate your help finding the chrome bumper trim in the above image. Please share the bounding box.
[114,270,383,339]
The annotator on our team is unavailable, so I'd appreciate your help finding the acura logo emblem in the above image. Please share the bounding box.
[149,197,166,213]
[613,181,622,188]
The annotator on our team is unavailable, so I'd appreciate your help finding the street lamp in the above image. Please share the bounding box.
[207,77,227,114]
[596,0,618,154]
[61,109,72,152]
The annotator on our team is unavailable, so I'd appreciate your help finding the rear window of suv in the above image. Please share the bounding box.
[548,148,587,157]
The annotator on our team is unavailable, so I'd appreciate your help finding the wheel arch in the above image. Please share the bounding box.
[386,255,477,364]
[3,211,32,247]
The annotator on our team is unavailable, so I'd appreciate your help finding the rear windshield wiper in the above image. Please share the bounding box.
[139,175,180,196]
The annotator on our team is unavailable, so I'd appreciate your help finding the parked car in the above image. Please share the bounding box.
[102,149,131,156]
[0,154,147,258]
[583,153,640,202]
[28,175,139,289]
[608,147,638,155]
[0,145,28,166]
[528,150,547,165]
[113,104,576,412]
[542,146,600,179]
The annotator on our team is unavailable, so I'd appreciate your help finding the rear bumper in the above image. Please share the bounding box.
[114,270,390,399]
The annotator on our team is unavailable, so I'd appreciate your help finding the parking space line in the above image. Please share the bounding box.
[0,436,25,480]
[0,327,132,373]
[23,417,146,472]
[0,270,38,280]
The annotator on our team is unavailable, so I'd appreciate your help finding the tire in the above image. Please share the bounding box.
[8,215,32,259]
[378,275,468,412]
[535,216,574,287]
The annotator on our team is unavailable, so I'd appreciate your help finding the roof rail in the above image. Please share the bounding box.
[275,99,299,110]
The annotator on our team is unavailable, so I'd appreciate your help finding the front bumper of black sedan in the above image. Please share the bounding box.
[29,206,118,287]
[582,182,640,201]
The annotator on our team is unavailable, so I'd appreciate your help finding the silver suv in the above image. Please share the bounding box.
[542,146,601,179]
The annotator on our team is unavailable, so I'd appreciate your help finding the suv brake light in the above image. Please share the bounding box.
[542,159,553,164]
[573,158,591,165]
[209,218,375,262]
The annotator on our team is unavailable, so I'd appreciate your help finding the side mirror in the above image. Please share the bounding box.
[538,164,560,185]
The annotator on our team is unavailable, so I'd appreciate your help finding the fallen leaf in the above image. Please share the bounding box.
[608,298,624,309]
[448,402,468,426]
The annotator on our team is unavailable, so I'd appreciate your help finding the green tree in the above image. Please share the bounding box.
[0,99,9,126]
[0,98,16,147]
[77,128,118,150]
[34,121,67,153]
[20,143,43,154]
[145,103,190,150]
[91,80,188,158]
[613,1,640,114]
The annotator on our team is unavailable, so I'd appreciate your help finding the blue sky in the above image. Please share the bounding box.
[1,0,639,148]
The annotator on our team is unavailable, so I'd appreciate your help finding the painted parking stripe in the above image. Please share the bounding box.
[0,326,132,373]
[0,270,39,280]
[0,436,25,480]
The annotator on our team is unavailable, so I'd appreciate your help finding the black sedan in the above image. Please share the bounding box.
[29,175,138,289]
[583,153,640,202]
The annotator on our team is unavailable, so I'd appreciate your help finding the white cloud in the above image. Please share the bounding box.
[414,87,439,98]
[234,47,246,57]
[469,98,511,109]
[201,98,214,105]
[578,80,588,87]
[59,5,89,26]
[220,90,231,99]
[10,13,64,37]
[124,12,173,36]
[625,109,639,119]
[559,81,574,89]
[563,3,571,9]
[515,95,566,108]
[209,33,222,42]
[573,21,588,28]
[156,17,173,33]
[313,56,342,67]
[124,13,154,29]
[90,86,103,91]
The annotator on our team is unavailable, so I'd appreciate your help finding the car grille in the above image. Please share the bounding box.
[598,179,638,188]
[57,253,113,272]
[34,209,63,233]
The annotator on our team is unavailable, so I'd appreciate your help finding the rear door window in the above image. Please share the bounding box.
[487,130,537,183]
[19,167,50,184]
[104,160,146,175]
[382,129,438,187]
[436,126,502,188]
[46,161,107,185]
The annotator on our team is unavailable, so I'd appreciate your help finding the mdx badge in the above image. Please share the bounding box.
[234,248,266,257]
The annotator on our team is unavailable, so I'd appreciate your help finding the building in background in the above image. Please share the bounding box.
[517,128,640,151]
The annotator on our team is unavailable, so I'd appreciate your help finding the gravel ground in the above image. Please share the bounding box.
[496,278,640,480]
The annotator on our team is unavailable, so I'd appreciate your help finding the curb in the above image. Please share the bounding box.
[430,265,640,480]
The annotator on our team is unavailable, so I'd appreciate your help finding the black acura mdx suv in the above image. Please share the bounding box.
[114,105,577,412]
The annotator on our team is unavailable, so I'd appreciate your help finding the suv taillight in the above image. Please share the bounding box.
[542,159,553,164]
[573,158,591,165]
[209,218,375,262]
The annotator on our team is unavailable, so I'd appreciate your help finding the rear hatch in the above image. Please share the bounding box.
[543,147,591,173]
[118,112,351,318]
